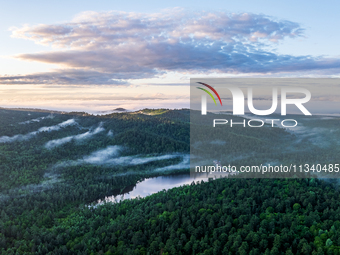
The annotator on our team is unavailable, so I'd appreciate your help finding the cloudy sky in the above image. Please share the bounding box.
[0,0,339,112]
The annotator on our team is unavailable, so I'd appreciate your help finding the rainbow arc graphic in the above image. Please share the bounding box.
[196,82,223,106]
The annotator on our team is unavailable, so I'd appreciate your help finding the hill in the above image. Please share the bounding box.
[0,108,339,254]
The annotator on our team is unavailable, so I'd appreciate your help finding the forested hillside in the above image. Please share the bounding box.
[0,108,339,254]
[0,108,190,191]
[20,178,340,255]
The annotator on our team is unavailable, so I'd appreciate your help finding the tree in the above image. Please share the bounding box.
[238,242,249,255]
[293,203,301,211]
[326,238,333,247]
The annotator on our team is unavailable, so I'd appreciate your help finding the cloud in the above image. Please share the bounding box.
[0,119,76,143]
[54,145,184,168]
[154,154,190,172]
[81,145,121,164]
[102,154,180,165]
[19,114,54,124]
[3,9,340,85]
[0,70,129,85]
[44,122,105,149]
[12,10,302,48]
[210,140,227,145]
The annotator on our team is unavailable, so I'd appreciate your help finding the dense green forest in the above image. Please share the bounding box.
[0,108,339,254]
[0,108,190,191]
[13,178,340,255]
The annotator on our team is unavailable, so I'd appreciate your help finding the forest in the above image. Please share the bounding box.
[0,108,339,254]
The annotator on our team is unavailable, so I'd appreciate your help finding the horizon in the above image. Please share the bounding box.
[2,106,340,118]
[0,1,340,111]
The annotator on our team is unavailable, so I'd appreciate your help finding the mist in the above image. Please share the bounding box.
[45,122,105,149]
[0,119,76,143]
[54,145,122,168]
[154,155,190,172]
[54,145,184,168]
[103,154,181,166]
[82,145,122,164]
[286,124,334,148]
[19,114,54,124]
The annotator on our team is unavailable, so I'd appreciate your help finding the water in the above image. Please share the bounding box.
[93,173,233,206]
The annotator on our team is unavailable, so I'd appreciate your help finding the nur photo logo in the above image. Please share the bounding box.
[195,80,312,128]
[197,82,311,116]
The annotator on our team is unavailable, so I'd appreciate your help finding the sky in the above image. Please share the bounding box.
[0,0,339,113]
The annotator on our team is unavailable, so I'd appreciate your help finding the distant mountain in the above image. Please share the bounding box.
[113,108,127,112]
